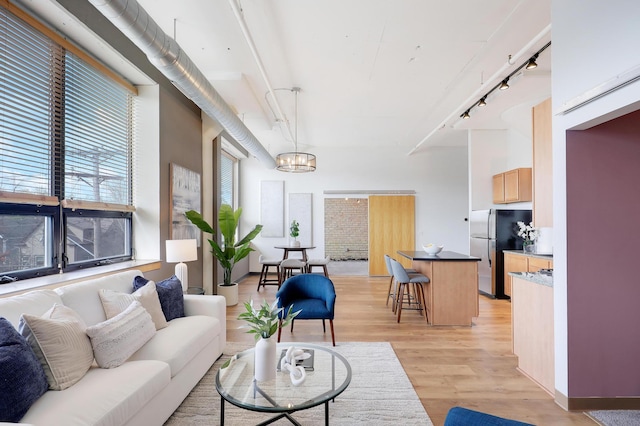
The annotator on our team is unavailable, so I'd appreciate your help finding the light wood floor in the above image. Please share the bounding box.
[226,273,595,426]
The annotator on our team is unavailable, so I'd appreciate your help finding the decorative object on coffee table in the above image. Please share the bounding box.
[238,299,299,381]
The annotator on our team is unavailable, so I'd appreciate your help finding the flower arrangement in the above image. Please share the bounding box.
[517,221,538,242]
[238,299,301,341]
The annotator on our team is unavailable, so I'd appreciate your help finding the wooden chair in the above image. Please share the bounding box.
[257,255,281,290]
[307,255,330,276]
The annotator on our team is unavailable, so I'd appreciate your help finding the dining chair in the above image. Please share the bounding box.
[278,258,307,285]
[257,255,281,290]
[306,255,331,276]
[276,274,337,346]
[389,258,429,323]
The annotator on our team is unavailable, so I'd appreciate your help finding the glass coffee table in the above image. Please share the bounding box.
[216,343,352,425]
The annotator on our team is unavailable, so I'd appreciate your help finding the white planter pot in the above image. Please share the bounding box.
[290,240,300,247]
[217,283,238,306]
[254,337,277,382]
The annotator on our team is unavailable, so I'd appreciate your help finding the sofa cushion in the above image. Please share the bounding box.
[86,301,156,369]
[19,304,94,390]
[128,315,219,377]
[21,360,170,426]
[99,280,168,330]
[56,269,143,327]
[133,275,184,321]
[0,318,48,422]
[0,289,63,329]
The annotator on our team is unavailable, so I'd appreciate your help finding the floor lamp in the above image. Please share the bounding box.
[165,239,197,292]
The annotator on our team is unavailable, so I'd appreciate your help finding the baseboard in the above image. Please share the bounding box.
[555,391,640,411]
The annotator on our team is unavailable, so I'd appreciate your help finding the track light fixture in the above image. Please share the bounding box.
[458,41,551,122]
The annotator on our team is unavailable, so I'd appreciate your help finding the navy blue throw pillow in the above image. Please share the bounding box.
[133,275,185,321]
[0,317,49,422]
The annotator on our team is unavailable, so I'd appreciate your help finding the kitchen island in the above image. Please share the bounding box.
[397,251,480,326]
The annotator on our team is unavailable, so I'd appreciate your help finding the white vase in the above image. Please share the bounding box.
[254,337,277,382]
[291,239,300,247]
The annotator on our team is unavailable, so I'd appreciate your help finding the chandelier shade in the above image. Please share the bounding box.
[276,152,317,172]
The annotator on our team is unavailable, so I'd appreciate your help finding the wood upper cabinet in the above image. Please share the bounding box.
[493,168,532,204]
[532,98,553,226]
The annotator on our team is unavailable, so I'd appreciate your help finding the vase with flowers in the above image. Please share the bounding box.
[517,221,538,253]
[238,299,300,381]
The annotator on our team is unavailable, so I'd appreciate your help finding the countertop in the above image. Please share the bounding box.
[503,250,553,260]
[509,271,553,287]
[397,250,480,261]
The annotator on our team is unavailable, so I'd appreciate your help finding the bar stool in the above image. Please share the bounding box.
[307,255,330,276]
[279,258,307,285]
[257,255,282,290]
[390,258,429,323]
[384,254,417,311]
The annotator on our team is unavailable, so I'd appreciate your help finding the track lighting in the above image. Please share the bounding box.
[458,41,550,124]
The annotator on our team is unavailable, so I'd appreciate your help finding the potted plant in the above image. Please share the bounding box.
[185,204,263,306]
[238,299,300,381]
[289,219,300,247]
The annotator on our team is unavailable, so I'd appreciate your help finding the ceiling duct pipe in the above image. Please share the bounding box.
[88,0,276,169]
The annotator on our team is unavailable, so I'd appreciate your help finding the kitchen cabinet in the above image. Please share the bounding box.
[511,275,554,395]
[493,168,532,204]
[533,98,553,227]
[503,251,553,296]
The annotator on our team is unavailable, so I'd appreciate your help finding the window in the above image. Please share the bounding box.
[0,5,135,279]
[220,149,238,208]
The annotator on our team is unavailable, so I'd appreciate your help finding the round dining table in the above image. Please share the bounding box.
[274,245,316,261]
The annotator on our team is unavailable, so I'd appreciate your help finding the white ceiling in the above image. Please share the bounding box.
[25,0,552,156]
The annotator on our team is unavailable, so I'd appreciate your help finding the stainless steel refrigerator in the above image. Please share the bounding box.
[470,209,532,298]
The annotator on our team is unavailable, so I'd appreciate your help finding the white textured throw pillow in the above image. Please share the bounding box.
[86,300,156,368]
[19,304,94,390]
[99,280,168,330]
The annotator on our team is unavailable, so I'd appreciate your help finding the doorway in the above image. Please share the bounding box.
[324,198,368,275]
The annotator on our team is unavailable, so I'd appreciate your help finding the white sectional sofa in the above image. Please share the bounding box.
[0,269,226,426]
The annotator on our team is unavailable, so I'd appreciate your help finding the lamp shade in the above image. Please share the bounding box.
[165,239,198,263]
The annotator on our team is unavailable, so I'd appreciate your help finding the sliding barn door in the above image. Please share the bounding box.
[368,195,415,276]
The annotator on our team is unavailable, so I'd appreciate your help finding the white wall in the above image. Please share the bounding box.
[239,141,470,272]
[552,0,640,398]
[468,129,533,211]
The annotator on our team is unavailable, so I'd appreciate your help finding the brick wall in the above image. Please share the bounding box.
[324,198,368,260]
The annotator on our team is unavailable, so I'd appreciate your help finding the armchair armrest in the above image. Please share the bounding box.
[183,294,226,347]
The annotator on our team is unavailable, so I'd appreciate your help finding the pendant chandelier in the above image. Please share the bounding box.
[276,88,316,172]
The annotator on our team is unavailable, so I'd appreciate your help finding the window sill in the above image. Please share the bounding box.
[0,260,161,297]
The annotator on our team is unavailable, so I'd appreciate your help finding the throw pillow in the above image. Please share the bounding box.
[19,304,94,390]
[86,300,156,368]
[0,318,48,422]
[99,280,168,330]
[133,275,184,321]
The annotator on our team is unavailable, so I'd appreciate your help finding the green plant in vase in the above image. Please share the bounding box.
[289,219,300,247]
[186,204,262,291]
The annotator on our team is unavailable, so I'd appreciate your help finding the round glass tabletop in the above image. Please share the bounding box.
[216,342,352,414]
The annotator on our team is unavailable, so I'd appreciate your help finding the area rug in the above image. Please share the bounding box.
[587,410,640,425]
[164,341,432,425]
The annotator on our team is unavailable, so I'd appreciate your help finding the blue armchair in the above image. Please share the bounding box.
[276,274,337,346]
[444,407,534,425]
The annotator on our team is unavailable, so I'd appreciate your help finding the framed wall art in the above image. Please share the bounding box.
[170,163,201,245]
